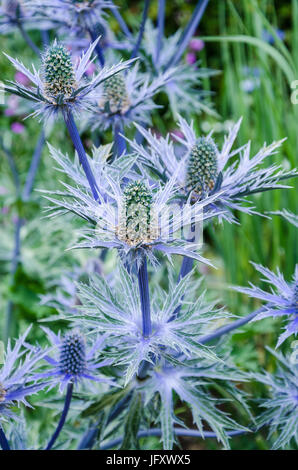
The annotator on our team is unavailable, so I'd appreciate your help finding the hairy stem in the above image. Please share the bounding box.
[138,256,152,338]
[46,383,73,450]
[101,427,249,449]
[63,110,99,201]
[0,426,10,450]
[166,0,209,69]
[131,0,151,59]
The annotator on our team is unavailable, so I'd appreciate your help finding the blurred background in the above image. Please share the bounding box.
[0,0,297,449]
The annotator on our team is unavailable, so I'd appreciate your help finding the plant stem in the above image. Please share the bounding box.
[100,427,249,449]
[166,0,209,69]
[111,8,132,39]
[198,309,263,345]
[22,130,44,201]
[138,256,152,338]
[113,120,127,158]
[63,110,100,201]
[78,393,132,450]
[0,426,10,450]
[16,21,41,57]
[1,144,20,193]
[131,0,151,59]
[4,217,22,344]
[155,0,165,66]
[46,383,73,450]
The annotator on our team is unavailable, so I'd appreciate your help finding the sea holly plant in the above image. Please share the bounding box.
[233,263,298,347]
[43,143,226,268]
[1,0,298,453]
[0,328,49,449]
[138,20,219,118]
[129,117,297,222]
[4,39,134,200]
[254,348,298,449]
[91,61,177,157]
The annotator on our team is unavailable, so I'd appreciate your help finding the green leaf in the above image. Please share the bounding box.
[120,392,143,450]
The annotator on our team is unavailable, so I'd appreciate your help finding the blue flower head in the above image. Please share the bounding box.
[36,328,113,392]
[4,39,134,120]
[234,263,298,347]
[129,117,297,222]
[45,144,226,268]
[91,61,176,132]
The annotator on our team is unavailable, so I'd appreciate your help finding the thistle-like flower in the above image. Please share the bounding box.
[233,262,298,346]
[44,144,225,267]
[35,328,113,392]
[255,349,298,449]
[0,327,49,422]
[60,265,235,385]
[129,117,297,222]
[91,62,176,131]
[25,0,114,32]
[4,39,133,120]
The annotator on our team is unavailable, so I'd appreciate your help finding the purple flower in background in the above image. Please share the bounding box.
[189,38,205,52]
[11,122,25,134]
[4,95,19,116]
[0,327,49,422]
[35,329,113,392]
[233,263,298,347]
[14,71,30,86]
[186,52,196,65]
[85,61,96,77]
[262,28,285,44]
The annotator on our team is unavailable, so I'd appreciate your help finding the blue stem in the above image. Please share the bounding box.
[88,28,105,66]
[113,121,127,159]
[1,144,20,193]
[78,393,132,450]
[131,0,151,59]
[0,426,10,450]
[46,383,73,450]
[101,427,249,449]
[166,0,209,69]
[4,217,22,344]
[198,309,263,345]
[16,20,41,57]
[155,0,165,66]
[22,130,44,201]
[63,110,99,201]
[138,256,152,338]
[112,8,132,39]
